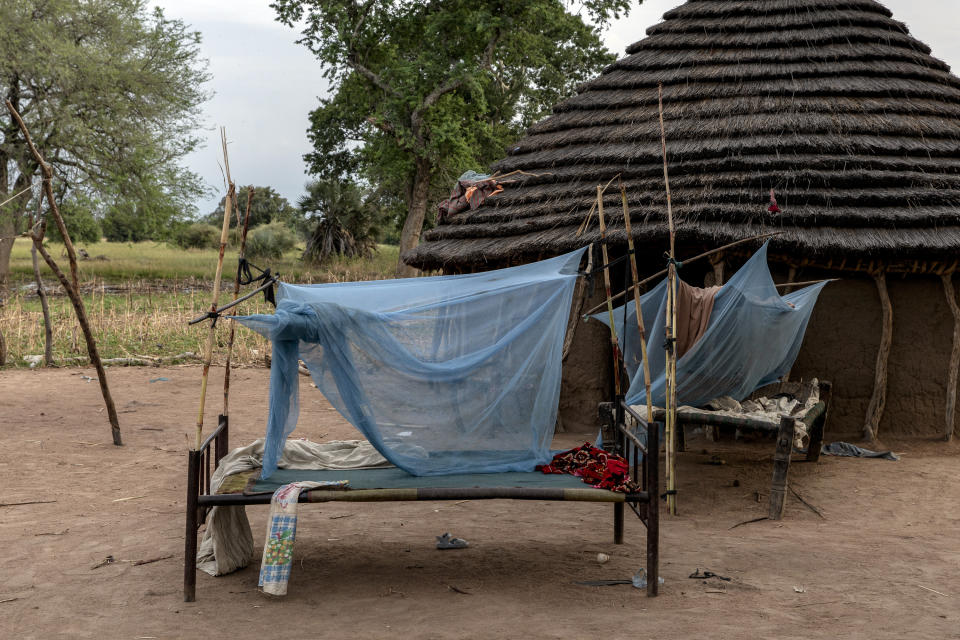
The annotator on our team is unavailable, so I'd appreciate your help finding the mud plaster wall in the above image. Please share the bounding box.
[559,282,612,432]
[790,274,955,440]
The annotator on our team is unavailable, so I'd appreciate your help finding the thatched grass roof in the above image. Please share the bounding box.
[405,0,960,271]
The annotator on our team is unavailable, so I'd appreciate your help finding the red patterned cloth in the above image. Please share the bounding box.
[536,442,639,493]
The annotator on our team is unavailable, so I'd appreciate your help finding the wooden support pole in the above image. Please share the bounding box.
[195,127,234,450]
[864,270,892,443]
[5,99,121,445]
[658,83,678,515]
[596,186,624,401]
[769,416,796,520]
[223,187,255,417]
[941,274,959,442]
[620,182,655,430]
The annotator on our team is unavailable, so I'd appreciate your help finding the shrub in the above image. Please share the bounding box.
[173,223,221,249]
[245,222,297,260]
[46,198,102,244]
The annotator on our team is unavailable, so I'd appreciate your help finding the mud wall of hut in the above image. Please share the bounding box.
[558,283,612,433]
[791,274,954,440]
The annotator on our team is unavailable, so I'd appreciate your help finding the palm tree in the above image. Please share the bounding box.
[299,179,380,265]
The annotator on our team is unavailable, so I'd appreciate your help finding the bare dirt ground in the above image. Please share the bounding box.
[2,365,959,640]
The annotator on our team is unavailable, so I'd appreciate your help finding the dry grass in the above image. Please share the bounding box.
[1,286,275,368]
[1,240,402,368]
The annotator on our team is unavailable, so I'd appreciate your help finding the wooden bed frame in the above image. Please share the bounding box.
[184,407,660,601]
[609,380,832,520]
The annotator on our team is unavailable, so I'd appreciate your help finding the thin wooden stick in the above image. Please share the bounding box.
[658,84,678,515]
[619,180,654,429]
[195,127,234,450]
[942,274,959,442]
[582,231,783,317]
[864,269,891,443]
[596,185,623,399]
[223,187,255,417]
[30,192,52,365]
[5,99,121,445]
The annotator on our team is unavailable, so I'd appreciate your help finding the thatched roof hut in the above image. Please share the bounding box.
[405,0,960,442]
[405,0,960,273]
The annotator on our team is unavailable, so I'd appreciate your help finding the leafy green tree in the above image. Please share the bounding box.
[300,178,382,264]
[45,194,102,245]
[203,185,301,231]
[0,0,210,285]
[272,0,632,275]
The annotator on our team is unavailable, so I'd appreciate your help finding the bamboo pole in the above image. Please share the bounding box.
[5,99,121,445]
[942,273,959,442]
[223,187,255,417]
[864,269,892,443]
[658,83,678,515]
[195,127,235,450]
[596,185,624,400]
[619,181,655,430]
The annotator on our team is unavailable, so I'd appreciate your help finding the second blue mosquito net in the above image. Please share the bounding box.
[235,249,586,478]
[594,242,828,408]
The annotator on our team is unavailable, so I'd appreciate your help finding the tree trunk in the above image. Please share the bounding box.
[395,157,432,278]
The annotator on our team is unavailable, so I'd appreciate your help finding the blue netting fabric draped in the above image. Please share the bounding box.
[235,248,586,478]
[594,242,827,407]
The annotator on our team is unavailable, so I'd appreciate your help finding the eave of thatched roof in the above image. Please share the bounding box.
[404,0,960,271]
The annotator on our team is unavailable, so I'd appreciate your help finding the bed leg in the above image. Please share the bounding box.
[806,382,830,462]
[769,416,796,520]
[646,421,660,596]
[613,502,624,544]
[184,450,200,602]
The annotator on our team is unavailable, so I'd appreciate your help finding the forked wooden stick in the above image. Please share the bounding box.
[5,99,121,445]
[195,127,235,450]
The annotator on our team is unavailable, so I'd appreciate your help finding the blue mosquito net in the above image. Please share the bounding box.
[594,242,828,408]
[235,248,586,478]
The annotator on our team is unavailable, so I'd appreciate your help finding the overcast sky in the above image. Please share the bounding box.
[148,0,960,217]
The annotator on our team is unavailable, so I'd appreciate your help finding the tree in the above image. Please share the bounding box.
[0,0,209,286]
[300,178,381,264]
[203,185,300,231]
[272,0,632,276]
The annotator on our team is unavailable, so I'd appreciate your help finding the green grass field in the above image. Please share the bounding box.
[7,237,400,284]
[1,238,401,368]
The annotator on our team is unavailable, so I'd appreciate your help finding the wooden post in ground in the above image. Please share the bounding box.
[941,273,959,442]
[619,182,655,429]
[29,195,53,365]
[195,127,234,450]
[657,83,678,515]
[223,187,254,418]
[5,99,121,445]
[864,269,892,443]
[769,415,797,520]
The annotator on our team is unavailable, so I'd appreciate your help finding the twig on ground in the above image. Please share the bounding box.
[133,555,174,566]
[447,584,472,595]
[0,500,57,508]
[917,584,950,597]
[729,516,768,530]
[0,597,20,604]
[789,485,826,519]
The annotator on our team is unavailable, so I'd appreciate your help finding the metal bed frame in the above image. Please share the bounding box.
[183,409,660,601]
